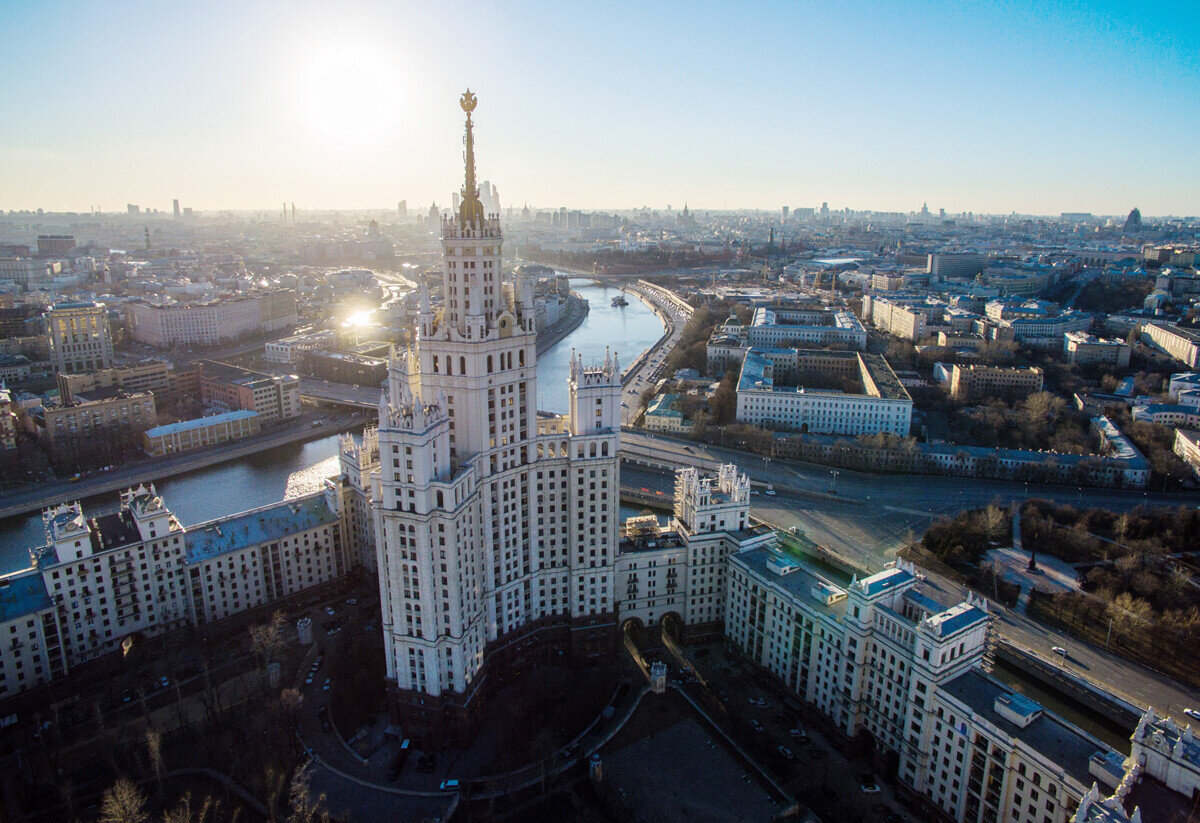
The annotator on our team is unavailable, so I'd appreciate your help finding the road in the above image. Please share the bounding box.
[618,282,693,425]
[618,434,1200,718]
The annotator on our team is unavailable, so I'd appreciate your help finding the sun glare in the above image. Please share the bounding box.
[292,40,403,153]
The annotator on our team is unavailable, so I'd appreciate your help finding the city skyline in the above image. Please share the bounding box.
[3,0,1198,215]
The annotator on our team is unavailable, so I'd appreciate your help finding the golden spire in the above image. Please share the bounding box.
[458,89,484,226]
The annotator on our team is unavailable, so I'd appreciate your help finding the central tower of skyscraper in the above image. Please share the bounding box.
[373,91,621,748]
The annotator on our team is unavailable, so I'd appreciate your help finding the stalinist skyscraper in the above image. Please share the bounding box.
[372,91,621,747]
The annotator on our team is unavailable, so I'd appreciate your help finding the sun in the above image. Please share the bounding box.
[291,40,403,153]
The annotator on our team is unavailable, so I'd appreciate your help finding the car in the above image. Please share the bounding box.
[858,773,881,793]
[777,744,795,761]
[345,598,358,606]
[160,676,170,689]
[1185,708,1200,721]
[439,779,460,791]
[121,689,133,703]
[324,606,336,616]
[748,697,766,707]
[764,488,776,496]
[749,719,763,732]
[1051,646,1068,657]
[789,727,808,741]
[305,675,314,686]
[322,678,331,692]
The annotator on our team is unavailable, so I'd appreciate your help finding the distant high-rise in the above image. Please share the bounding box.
[781,206,789,221]
[173,199,181,218]
[37,235,75,257]
[1125,207,1142,230]
[397,200,407,218]
[127,204,139,216]
[46,301,114,374]
[182,207,193,218]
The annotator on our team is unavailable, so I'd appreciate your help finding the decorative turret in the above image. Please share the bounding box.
[122,483,172,541]
[41,501,92,565]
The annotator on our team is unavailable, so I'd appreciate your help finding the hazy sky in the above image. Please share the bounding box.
[3,0,1198,215]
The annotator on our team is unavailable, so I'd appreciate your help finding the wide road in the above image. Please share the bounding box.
[618,283,692,425]
[620,435,1200,718]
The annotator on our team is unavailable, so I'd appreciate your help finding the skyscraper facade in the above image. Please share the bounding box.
[373,91,621,747]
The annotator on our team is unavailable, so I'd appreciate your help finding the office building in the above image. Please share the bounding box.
[1064,332,1131,369]
[927,253,987,281]
[45,301,114,374]
[370,92,622,748]
[1142,323,1200,369]
[300,350,388,387]
[264,331,337,364]
[36,236,75,257]
[948,364,1044,401]
[736,348,912,436]
[143,410,261,456]
[0,258,59,290]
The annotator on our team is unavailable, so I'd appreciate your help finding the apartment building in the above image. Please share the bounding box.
[736,348,912,436]
[615,465,773,632]
[264,331,337,364]
[949,365,1044,401]
[199,363,300,422]
[928,253,987,281]
[39,390,156,452]
[45,301,114,374]
[0,485,350,692]
[0,385,15,450]
[143,410,261,456]
[1142,323,1200,369]
[0,569,67,699]
[57,359,173,404]
[125,292,297,347]
[1172,429,1200,479]
[745,307,867,350]
[1064,333,1131,369]
[0,258,59,290]
[335,426,380,572]
[724,549,1117,823]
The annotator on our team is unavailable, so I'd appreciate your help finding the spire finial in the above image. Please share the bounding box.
[458,89,484,225]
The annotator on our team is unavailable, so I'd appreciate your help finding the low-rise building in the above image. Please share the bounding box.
[1173,429,1200,479]
[57,359,173,404]
[736,348,912,436]
[948,364,1044,401]
[937,332,985,351]
[143,410,261,456]
[643,393,693,433]
[1142,323,1200,368]
[300,349,388,386]
[264,331,337,364]
[1064,332,1131,369]
[0,353,31,382]
[199,362,300,422]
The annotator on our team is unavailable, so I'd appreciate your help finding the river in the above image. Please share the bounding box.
[0,278,666,572]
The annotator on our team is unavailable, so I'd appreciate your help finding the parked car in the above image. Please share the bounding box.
[322,678,331,692]
[777,745,795,761]
[749,719,763,732]
[858,773,881,793]
[439,779,460,791]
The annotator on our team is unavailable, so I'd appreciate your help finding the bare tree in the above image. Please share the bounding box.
[249,611,288,672]
[286,764,330,823]
[146,727,164,795]
[98,778,150,823]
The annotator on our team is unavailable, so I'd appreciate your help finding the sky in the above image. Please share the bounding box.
[2,0,1198,216]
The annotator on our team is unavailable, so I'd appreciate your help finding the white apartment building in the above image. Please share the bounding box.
[45,301,114,374]
[745,307,867,350]
[336,426,381,572]
[0,484,350,691]
[725,549,1117,823]
[736,348,912,437]
[615,465,773,631]
[264,331,337,364]
[1064,332,1131,368]
[126,292,297,348]
[369,92,622,748]
[1142,323,1200,369]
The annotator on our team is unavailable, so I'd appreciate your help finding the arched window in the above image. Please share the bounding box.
[602,442,609,457]
[433,355,439,373]
[460,356,466,375]
[519,349,525,367]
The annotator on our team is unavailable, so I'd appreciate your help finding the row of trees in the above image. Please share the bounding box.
[921,506,1010,565]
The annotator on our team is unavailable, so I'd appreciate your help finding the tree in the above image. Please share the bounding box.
[286,765,330,823]
[146,727,164,795]
[98,778,150,823]
[249,610,287,672]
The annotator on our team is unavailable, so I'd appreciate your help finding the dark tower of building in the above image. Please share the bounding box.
[1125,207,1142,230]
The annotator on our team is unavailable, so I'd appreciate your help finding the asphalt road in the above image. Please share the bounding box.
[619,285,692,425]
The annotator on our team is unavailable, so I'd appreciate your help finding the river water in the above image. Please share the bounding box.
[0,278,665,573]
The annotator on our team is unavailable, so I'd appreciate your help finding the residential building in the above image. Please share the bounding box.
[0,354,31,382]
[937,332,985,351]
[57,359,173,404]
[143,410,261,456]
[0,258,59,290]
[644,393,693,433]
[45,301,114,374]
[125,292,297,347]
[0,569,66,698]
[1172,429,1200,479]
[370,93,622,749]
[616,465,772,632]
[745,307,867,350]
[300,350,388,386]
[948,364,1044,401]
[1064,332,1131,369]
[38,389,156,453]
[1142,323,1200,369]
[264,331,337,364]
[928,253,987,281]
[736,348,912,436]
[199,363,300,422]
[0,385,15,450]
[335,426,380,572]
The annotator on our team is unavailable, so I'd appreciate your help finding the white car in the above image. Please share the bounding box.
[1185,709,1200,721]
[1052,646,1068,657]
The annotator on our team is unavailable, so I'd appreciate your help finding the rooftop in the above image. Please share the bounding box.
[0,569,53,624]
[145,410,259,438]
[185,492,339,563]
[731,547,848,616]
